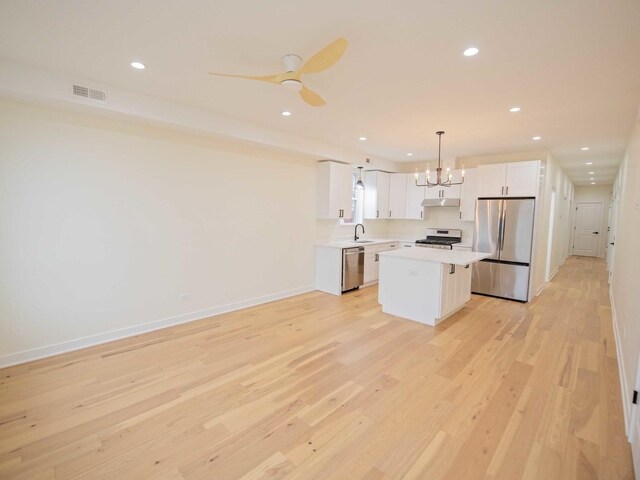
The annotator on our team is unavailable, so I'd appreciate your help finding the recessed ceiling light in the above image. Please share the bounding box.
[509,106,521,113]
[130,61,146,70]
[532,136,541,141]
[588,171,595,174]
[463,47,479,57]
[281,110,292,117]
[407,153,414,157]
[591,182,596,185]
[359,137,367,141]
[581,147,590,151]
[589,177,595,180]
[586,162,593,165]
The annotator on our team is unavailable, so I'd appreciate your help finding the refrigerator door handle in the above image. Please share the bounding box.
[496,201,503,255]
[500,200,507,250]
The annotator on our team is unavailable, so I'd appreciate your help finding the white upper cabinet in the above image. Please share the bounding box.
[505,161,540,197]
[388,173,407,219]
[363,171,390,219]
[316,161,353,219]
[424,171,441,200]
[423,170,463,200]
[459,168,477,221]
[476,160,540,198]
[443,170,462,198]
[405,173,426,219]
[476,163,507,197]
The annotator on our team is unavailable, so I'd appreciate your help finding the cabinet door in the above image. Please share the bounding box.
[459,168,477,221]
[364,171,390,219]
[377,172,390,218]
[373,252,380,279]
[405,173,426,219]
[338,163,354,216]
[441,170,462,199]
[505,161,539,197]
[477,163,507,197]
[363,252,376,283]
[439,264,457,318]
[317,162,340,219]
[455,265,472,306]
[424,171,441,199]
[388,173,407,219]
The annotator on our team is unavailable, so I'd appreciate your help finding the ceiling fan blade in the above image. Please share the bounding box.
[299,86,326,107]
[298,37,348,75]
[208,71,285,84]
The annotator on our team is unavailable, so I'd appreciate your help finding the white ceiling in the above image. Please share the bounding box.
[1,0,639,185]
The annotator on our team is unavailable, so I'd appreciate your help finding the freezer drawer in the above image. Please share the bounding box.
[471,260,530,302]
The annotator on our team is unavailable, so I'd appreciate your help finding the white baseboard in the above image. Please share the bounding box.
[610,289,630,437]
[549,266,560,281]
[0,285,314,369]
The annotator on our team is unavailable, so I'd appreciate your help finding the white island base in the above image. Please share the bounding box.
[378,249,491,326]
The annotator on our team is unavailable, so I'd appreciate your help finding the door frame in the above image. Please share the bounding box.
[572,201,604,257]
[630,352,640,474]
[545,188,557,281]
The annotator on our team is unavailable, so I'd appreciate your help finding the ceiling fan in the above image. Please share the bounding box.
[208,37,348,107]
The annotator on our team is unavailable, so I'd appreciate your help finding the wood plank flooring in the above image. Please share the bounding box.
[0,256,634,479]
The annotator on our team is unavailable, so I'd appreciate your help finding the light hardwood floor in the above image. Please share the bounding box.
[0,256,634,479]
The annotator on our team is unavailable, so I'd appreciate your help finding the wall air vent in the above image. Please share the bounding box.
[72,84,106,103]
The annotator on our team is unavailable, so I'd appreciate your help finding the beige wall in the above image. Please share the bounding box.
[573,185,612,258]
[610,120,640,426]
[0,99,318,364]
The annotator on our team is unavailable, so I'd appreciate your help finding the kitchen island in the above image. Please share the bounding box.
[378,248,491,326]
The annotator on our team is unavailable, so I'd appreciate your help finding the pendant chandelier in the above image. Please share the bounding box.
[415,131,465,188]
[355,166,365,189]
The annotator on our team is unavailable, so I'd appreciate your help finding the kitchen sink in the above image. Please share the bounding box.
[355,240,375,243]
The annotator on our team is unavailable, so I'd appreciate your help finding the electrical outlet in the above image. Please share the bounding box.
[180,293,191,302]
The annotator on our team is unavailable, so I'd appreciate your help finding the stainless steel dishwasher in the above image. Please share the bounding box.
[342,247,364,292]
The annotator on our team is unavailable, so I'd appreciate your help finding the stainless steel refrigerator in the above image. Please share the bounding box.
[471,198,535,302]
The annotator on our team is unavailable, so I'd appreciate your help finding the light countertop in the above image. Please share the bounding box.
[315,238,407,249]
[378,248,490,265]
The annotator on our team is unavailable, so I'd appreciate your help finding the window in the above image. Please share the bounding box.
[341,171,364,225]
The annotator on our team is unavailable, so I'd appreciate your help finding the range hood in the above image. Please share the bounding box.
[421,198,461,207]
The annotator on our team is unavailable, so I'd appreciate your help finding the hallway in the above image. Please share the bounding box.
[0,257,633,479]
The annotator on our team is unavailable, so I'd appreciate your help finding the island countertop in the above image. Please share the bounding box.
[378,248,491,265]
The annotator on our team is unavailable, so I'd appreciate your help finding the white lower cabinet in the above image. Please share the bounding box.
[363,251,377,284]
[363,242,399,285]
[439,263,472,319]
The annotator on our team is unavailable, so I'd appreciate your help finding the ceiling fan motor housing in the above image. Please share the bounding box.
[282,54,302,72]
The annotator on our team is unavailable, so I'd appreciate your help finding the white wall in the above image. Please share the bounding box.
[0,98,318,365]
[573,185,612,258]
[609,119,640,429]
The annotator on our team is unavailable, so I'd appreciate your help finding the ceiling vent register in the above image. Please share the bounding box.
[72,84,106,103]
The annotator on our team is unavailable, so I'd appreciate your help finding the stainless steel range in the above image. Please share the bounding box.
[415,228,462,250]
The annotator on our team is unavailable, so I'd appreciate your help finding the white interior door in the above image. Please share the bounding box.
[573,202,603,257]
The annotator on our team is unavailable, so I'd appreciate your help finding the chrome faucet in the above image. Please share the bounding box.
[354,223,365,241]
